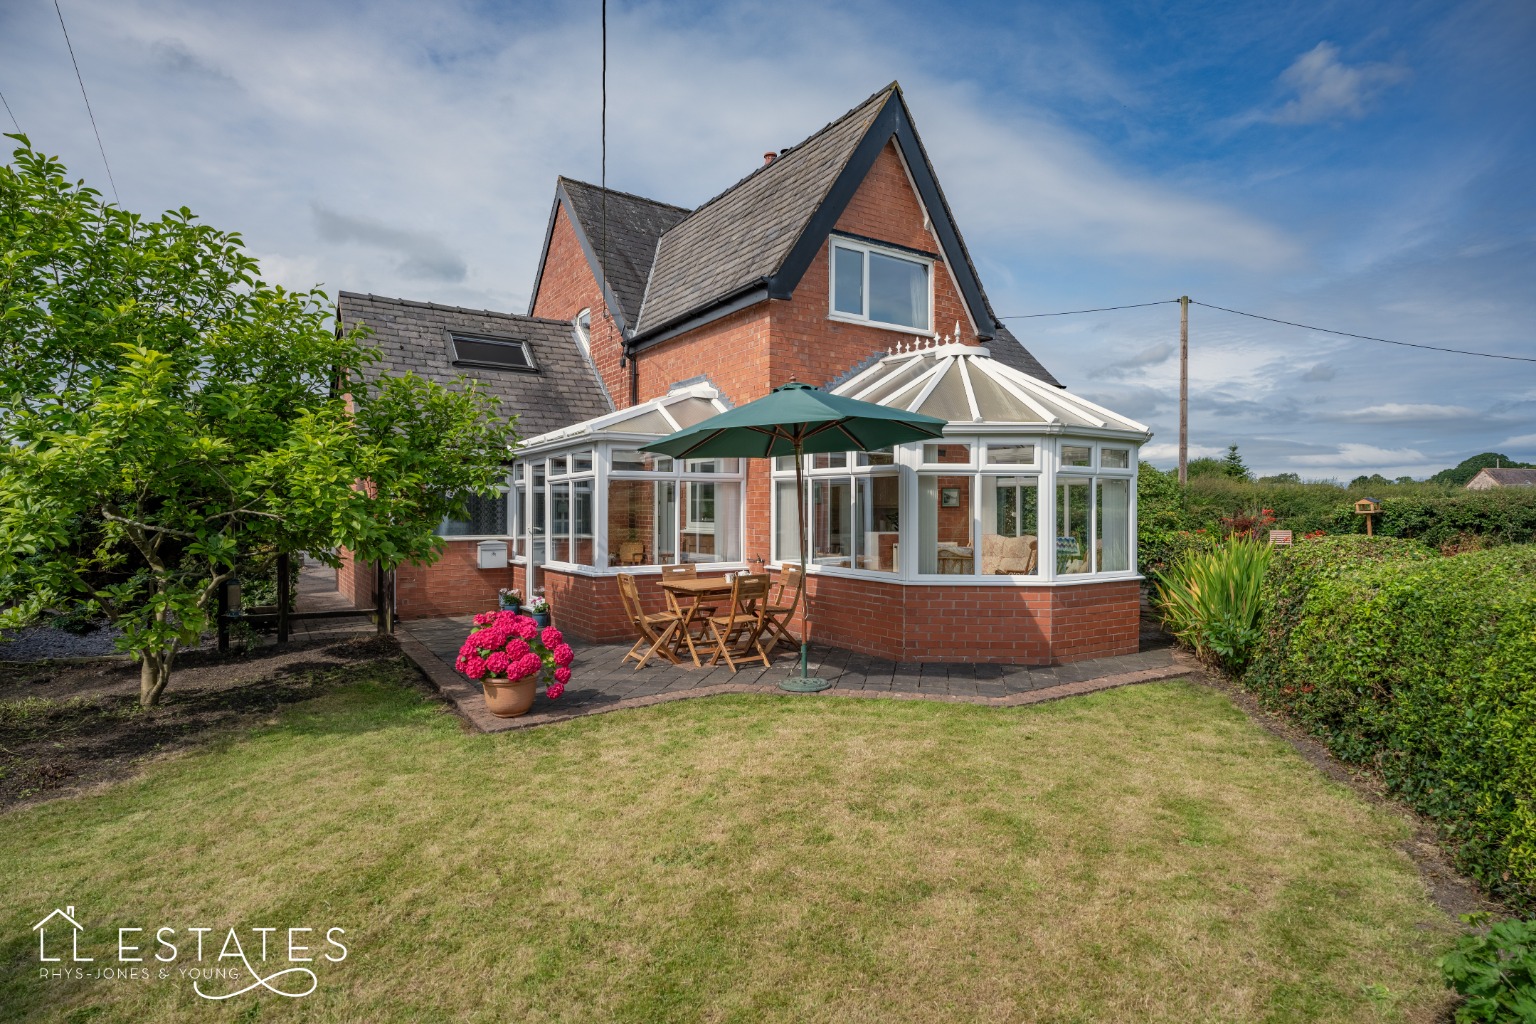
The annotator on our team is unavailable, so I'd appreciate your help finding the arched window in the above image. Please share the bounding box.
[574,308,591,356]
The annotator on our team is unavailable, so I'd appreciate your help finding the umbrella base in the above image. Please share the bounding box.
[779,676,832,693]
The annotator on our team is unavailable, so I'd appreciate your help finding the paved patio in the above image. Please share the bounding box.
[398,597,1191,733]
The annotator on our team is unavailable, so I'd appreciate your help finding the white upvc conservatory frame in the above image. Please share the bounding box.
[769,431,1141,586]
[507,384,751,589]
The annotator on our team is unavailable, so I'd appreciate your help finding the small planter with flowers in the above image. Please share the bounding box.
[456,610,574,718]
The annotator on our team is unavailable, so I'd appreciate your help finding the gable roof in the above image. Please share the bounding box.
[1469,467,1536,487]
[627,83,1043,370]
[634,86,893,337]
[532,179,689,331]
[337,292,612,440]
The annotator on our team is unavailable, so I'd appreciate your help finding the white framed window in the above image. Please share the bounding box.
[438,486,510,539]
[829,237,932,332]
[773,449,900,574]
[574,308,591,356]
[685,482,715,531]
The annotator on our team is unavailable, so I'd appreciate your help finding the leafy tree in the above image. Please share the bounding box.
[1430,452,1536,487]
[1258,472,1301,484]
[0,138,508,704]
[1350,473,1393,490]
[1186,457,1227,480]
[1220,443,1250,481]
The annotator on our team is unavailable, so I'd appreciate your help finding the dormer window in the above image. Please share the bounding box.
[829,237,932,332]
[450,333,537,372]
[574,309,591,356]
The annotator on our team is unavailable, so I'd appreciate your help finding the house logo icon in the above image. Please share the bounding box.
[33,905,91,963]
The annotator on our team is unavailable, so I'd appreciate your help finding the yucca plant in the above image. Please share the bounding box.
[1154,537,1272,671]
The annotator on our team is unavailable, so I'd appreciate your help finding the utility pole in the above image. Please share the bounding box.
[1178,295,1190,485]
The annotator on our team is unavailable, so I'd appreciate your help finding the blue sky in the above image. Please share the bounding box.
[2,0,1532,478]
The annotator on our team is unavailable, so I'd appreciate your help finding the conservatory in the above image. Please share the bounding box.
[500,341,1151,662]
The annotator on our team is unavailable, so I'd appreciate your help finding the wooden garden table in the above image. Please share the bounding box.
[659,576,737,667]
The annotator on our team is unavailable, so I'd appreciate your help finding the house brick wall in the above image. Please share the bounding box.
[336,548,375,609]
[392,541,516,619]
[529,204,624,404]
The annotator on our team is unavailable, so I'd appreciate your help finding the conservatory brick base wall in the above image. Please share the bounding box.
[530,568,1139,665]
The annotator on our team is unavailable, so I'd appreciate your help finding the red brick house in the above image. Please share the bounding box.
[338,83,1151,664]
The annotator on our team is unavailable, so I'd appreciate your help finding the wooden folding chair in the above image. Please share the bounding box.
[761,563,802,656]
[703,573,771,671]
[617,573,681,670]
[660,563,717,644]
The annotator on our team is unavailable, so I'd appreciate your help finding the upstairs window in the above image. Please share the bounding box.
[830,238,931,331]
[574,309,591,356]
[450,333,537,372]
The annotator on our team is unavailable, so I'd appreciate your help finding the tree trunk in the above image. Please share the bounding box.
[139,649,173,706]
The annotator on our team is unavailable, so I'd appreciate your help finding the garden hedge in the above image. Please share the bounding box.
[1327,489,1536,547]
[1243,538,1536,908]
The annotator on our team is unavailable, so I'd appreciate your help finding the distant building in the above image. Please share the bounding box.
[1466,467,1536,490]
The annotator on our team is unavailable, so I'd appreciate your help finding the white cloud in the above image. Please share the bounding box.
[931,94,1299,270]
[0,0,1304,310]
[1141,442,1224,462]
[1287,443,1437,478]
[311,204,467,283]
[1333,402,1474,423]
[1266,42,1410,125]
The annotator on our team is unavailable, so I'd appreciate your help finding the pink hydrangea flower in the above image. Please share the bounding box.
[540,626,563,648]
[552,643,574,668]
[511,616,538,640]
[546,682,565,700]
[506,638,531,658]
[462,655,487,681]
[554,666,571,685]
[484,651,510,675]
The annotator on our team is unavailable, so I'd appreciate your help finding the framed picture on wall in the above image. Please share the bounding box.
[940,487,961,508]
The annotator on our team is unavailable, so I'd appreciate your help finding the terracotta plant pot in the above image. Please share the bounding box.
[481,675,538,718]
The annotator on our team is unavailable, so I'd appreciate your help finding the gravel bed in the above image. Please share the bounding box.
[1,623,128,663]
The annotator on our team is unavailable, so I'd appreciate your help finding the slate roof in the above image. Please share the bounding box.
[337,292,612,440]
[1469,467,1536,487]
[634,86,894,336]
[557,179,689,328]
[983,324,1062,387]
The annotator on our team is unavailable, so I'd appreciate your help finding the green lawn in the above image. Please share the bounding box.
[0,664,1455,1022]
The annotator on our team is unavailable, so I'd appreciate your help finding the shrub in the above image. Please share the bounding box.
[1154,537,1272,671]
[1328,490,1536,547]
[1437,913,1536,1023]
[1243,540,1536,907]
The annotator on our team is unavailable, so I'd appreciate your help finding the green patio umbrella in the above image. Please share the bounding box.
[641,382,947,691]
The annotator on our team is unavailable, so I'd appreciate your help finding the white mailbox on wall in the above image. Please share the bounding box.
[476,540,508,569]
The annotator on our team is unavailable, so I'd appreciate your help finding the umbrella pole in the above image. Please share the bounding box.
[780,436,830,692]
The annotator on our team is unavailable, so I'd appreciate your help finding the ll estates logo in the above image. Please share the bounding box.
[32,905,348,1000]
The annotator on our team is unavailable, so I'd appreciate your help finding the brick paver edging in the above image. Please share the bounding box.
[397,631,1197,734]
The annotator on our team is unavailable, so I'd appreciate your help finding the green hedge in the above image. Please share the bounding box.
[1242,538,1536,907]
[1327,490,1536,547]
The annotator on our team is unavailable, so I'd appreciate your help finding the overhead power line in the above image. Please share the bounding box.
[1190,300,1536,364]
[0,89,19,133]
[53,0,118,204]
[997,296,1533,365]
[999,300,1179,319]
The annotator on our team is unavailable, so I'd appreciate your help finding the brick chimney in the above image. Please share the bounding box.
[762,151,776,166]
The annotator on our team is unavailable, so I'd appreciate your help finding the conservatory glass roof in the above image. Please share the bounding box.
[516,381,731,453]
[830,341,1149,435]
